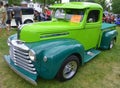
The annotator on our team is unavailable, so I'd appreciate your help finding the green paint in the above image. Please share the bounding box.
[26,39,84,79]
[4,2,118,84]
[50,2,102,9]
[20,2,103,50]
[20,20,101,50]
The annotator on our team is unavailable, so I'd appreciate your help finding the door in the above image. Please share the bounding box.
[84,9,102,50]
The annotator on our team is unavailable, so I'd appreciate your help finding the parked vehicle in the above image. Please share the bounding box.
[115,18,120,25]
[9,7,34,26]
[4,2,118,85]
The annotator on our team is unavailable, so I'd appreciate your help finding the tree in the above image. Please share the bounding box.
[84,0,95,2]
[98,0,106,10]
[112,0,120,14]
[83,0,107,10]
[34,0,62,5]
[8,0,14,6]
[8,0,21,6]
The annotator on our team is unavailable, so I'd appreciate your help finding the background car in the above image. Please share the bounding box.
[9,7,34,26]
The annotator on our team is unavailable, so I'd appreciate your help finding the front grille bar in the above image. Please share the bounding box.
[9,40,37,74]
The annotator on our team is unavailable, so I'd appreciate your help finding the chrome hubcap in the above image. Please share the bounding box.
[63,61,77,79]
[110,40,114,49]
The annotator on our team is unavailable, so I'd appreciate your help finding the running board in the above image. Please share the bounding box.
[84,49,101,63]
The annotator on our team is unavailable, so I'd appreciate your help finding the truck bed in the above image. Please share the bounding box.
[101,23,116,30]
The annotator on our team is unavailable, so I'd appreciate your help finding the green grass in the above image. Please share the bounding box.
[0,27,120,88]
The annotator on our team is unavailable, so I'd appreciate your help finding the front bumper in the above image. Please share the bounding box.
[4,55,38,85]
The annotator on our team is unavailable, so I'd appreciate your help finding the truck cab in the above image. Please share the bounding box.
[4,2,118,85]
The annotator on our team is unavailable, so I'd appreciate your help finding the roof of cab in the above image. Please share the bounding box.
[50,2,103,10]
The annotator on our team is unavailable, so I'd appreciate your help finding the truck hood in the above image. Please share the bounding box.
[20,21,82,42]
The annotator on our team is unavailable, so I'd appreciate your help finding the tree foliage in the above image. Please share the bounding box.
[112,0,120,14]
[8,0,21,6]
[33,0,61,5]
[8,0,107,10]
[83,0,106,10]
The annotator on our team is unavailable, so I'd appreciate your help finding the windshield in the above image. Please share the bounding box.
[53,9,84,22]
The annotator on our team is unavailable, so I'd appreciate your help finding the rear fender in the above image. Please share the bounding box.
[100,30,118,49]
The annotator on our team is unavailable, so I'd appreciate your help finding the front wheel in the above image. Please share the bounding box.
[56,55,79,81]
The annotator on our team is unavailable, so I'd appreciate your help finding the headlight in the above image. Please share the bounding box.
[29,49,36,61]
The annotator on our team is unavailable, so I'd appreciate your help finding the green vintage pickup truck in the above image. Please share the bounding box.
[4,2,118,85]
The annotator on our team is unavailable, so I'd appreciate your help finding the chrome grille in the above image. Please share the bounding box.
[9,40,37,74]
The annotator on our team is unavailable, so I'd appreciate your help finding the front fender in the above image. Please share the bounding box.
[28,38,84,79]
[100,30,118,49]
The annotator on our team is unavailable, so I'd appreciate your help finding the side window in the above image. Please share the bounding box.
[87,10,100,23]
[22,8,34,15]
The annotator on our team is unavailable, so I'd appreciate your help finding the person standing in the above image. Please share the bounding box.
[44,6,51,21]
[5,4,12,31]
[0,1,8,36]
[13,4,22,28]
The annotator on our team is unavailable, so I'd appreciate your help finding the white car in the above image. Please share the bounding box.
[9,7,34,26]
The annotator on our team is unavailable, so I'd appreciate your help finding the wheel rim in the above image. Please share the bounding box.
[110,40,114,49]
[63,61,77,79]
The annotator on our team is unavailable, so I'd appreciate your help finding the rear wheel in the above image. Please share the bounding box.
[24,20,33,24]
[56,55,79,81]
[109,39,115,49]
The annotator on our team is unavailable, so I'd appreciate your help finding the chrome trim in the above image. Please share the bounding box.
[40,32,69,38]
[11,40,29,51]
[14,48,29,55]
[13,52,29,59]
[15,63,36,72]
[14,55,32,63]
[9,40,37,74]
[13,58,33,67]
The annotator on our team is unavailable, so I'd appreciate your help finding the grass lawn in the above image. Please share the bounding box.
[0,27,120,88]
